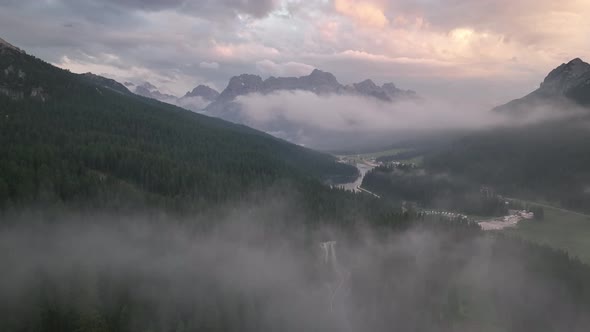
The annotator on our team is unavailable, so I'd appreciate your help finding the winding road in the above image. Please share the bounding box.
[337,161,378,196]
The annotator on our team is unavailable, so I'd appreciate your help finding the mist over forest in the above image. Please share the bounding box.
[3,196,590,332]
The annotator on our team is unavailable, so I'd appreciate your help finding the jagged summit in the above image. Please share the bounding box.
[310,68,325,76]
[307,69,339,84]
[568,57,585,65]
[494,57,590,112]
[184,84,219,101]
[353,79,392,101]
[217,74,264,101]
[540,57,590,95]
[138,81,158,91]
[354,79,378,90]
[134,81,176,101]
[212,69,416,105]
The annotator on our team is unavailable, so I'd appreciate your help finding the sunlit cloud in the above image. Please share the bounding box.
[333,0,389,28]
[1,0,588,105]
[256,59,314,77]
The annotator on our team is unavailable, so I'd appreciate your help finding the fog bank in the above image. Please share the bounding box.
[234,91,582,150]
[1,201,589,331]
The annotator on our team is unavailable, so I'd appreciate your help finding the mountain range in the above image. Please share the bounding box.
[213,69,417,103]
[121,68,418,113]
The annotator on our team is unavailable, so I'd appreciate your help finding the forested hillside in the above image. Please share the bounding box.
[424,118,590,212]
[418,59,590,212]
[0,43,357,213]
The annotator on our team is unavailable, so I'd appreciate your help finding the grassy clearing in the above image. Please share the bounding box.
[502,203,590,264]
[341,148,409,160]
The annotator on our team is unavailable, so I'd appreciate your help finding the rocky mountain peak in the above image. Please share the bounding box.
[138,82,158,91]
[184,85,220,101]
[297,69,341,94]
[494,57,590,113]
[211,69,417,107]
[218,74,264,101]
[134,81,176,101]
[307,69,339,85]
[381,82,397,92]
[568,57,585,65]
[350,79,391,101]
[354,79,378,90]
[540,57,590,95]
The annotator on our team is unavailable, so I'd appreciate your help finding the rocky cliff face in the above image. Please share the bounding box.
[104,68,417,114]
[540,58,590,96]
[494,58,590,112]
[217,74,264,102]
[184,85,219,101]
[259,69,342,95]
[212,69,417,106]
[201,69,420,146]
[131,81,220,111]
[134,82,177,101]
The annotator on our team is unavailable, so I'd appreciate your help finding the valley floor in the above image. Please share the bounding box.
[502,200,590,264]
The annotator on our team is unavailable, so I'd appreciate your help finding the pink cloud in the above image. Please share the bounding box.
[333,0,389,28]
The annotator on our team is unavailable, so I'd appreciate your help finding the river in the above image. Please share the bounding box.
[338,162,376,192]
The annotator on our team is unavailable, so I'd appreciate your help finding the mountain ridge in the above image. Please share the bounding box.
[212,68,417,105]
[494,58,590,113]
[184,84,220,101]
[427,57,590,213]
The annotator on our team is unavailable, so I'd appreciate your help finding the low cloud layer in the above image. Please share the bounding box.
[234,91,578,150]
[175,96,212,111]
[2,198,589,331]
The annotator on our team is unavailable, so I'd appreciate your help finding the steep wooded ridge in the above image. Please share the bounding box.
[0,38,358,211]
[426,58,590,212]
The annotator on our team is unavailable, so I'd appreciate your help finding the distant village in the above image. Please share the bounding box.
[337,155,418,169]
[338,154,539,231]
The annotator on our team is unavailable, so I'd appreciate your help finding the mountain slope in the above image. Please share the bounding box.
[0,38,357,210]
[427,58,590,212]
[134,81,177,101]
[494,58,590,113]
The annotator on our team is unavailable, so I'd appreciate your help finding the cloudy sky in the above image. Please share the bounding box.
[1,0,589,107]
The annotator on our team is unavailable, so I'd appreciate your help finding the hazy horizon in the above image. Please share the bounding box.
[1,0,589,108]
